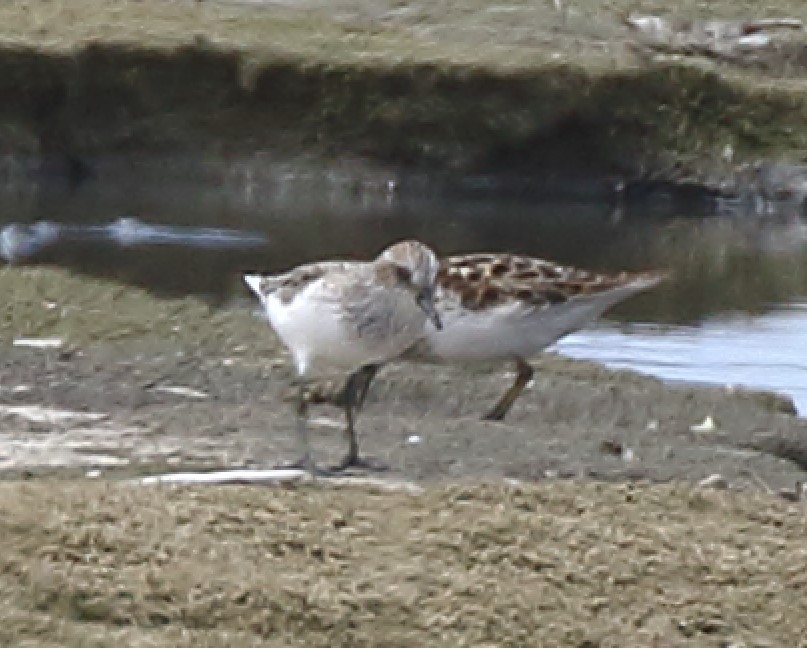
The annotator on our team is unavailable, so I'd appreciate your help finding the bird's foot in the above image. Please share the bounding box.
[482,408,507,422]
[329,454,389,474]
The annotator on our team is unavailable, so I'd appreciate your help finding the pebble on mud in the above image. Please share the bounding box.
[698,473,729,490]
[690,415,718,433]
[150,385,209,400]
[599,440,634,461]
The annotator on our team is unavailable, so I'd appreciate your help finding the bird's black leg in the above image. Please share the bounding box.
[331,365,387,472]
[482,358,534,421]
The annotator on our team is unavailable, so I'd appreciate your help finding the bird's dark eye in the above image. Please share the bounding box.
[395,265,412,283]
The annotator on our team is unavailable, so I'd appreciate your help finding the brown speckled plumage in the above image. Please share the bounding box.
[318,252,668,423]
[437,253,663,312]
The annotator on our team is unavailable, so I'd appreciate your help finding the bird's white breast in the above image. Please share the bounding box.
[261,277,426,377]
[414,288,641,363]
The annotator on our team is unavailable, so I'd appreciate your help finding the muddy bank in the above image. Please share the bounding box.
[1,267,805,489]
[0,0,806,198]
[5,338,806,488]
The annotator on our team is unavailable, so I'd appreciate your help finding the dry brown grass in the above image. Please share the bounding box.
[0,266,261,349]
[0,479,804,646]
[0,0,804,68]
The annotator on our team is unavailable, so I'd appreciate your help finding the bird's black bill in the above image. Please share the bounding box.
[416,291,442,330]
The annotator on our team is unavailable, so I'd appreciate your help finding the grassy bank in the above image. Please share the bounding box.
[0,480,804,646]
[0,0,806,182]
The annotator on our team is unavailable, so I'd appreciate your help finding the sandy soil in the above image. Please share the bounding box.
[1,266,807,645]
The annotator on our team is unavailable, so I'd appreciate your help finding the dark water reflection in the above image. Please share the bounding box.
[1,157,806,411]
[3,162,806,318]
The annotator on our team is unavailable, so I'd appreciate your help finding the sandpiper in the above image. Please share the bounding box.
[244,240,441,473]
[317,252,667,421]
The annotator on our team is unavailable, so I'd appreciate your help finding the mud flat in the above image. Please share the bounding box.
[1,0,807,195]
[0,265,804,483]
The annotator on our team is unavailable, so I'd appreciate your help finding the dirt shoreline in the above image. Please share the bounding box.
[1,0,806,196]
[1,266,805,487]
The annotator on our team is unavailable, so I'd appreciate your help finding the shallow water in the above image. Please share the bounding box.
[558,305,807,414]
[1,157,806,413]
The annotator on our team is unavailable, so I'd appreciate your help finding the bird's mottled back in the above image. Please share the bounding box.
[438,253,667,311]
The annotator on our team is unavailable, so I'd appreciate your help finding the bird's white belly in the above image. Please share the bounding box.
[263,289,422,376]
[420,299,609,362]
[421,313,546,361]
